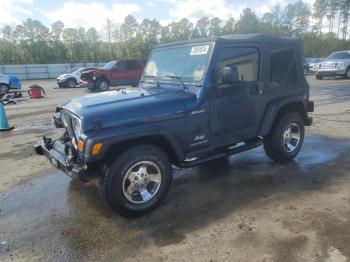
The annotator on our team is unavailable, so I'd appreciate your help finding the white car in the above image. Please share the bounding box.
[315,51,350,79]
[56,67,97,88]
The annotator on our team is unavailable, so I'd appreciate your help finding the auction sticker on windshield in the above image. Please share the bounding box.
[190,45,209,56]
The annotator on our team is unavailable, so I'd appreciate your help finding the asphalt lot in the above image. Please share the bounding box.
[1,76,350,261]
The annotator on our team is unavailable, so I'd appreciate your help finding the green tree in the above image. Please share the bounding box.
[192,17,210,38]
[209,17,222,37]
[222,18,235,35]
[235,8,260,33]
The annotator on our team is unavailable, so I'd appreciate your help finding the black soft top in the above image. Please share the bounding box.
[157,34,300,48]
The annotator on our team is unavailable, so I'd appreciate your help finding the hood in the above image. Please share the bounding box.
[321,59,349,64]
[58,73,72,79]
[62,87,192,131]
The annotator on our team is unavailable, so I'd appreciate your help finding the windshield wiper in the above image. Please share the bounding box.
[162,75,189,92]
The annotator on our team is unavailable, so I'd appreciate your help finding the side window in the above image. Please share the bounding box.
[127,61,141,71]
[270,48,297,85]
[115,61,128,71]
[218,47,259,83]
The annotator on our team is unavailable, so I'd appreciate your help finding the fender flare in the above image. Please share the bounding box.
[85,128,186,163]
[258,95,306,136]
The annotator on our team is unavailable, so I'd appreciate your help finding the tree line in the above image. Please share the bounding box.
[1,0,350,64]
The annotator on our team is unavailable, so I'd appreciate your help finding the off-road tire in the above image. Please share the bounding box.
[316,74,323,80]
[98,145,172,217]
[263,112,304,162]
[97,78,109,92]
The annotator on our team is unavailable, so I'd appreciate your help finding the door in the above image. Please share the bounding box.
[126,61,143,85]
[111,61,129,86]
[210,46,263,145]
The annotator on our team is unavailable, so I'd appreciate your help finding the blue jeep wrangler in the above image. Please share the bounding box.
[35,34,314,217]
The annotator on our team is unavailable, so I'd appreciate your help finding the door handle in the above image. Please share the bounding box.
[250,84,263,95]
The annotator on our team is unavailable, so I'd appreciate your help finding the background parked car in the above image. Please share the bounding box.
[315,51,350,79]
[305,58,325,73]
[0,74,21,98]
[57,67,98,88]
[80,59,146,91]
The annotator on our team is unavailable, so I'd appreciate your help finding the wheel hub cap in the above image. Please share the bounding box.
[122,161,161,204]
[282,123,301,153]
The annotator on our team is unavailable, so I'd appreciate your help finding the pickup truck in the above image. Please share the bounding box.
[35,34,314,217]
[80,59,145,91]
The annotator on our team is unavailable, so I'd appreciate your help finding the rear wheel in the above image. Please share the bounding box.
[97,79,109,92]
[263,112,304,162]
[98,145,172,217]
[0,84,9,98]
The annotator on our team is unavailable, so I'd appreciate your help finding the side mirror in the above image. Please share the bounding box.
[220,65,239,84]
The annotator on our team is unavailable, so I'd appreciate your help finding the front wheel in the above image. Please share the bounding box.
[316,74,323,80]
[97,79,109,92]
[98,145,172,217]
[345,68,350,79]
[67,79,76,88]
[263,112,304,162]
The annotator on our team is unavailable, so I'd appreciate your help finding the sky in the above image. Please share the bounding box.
[0,0,316,31]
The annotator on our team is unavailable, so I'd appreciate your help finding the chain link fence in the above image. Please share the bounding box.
[0,63,105,80]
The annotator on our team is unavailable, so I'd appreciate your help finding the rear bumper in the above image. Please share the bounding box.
[34,137,88,181]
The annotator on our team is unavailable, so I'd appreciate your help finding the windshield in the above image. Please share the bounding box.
[144,43,212,82]
[101,61,116,70]
[328,52,350,59]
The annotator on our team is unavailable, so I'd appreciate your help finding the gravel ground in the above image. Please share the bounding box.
[0,76,350,261]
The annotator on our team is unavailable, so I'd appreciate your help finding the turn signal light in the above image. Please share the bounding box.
[92,143,103,155]
[77,139,84,152]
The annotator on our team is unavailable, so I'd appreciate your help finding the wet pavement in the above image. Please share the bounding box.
[1,134,350,261]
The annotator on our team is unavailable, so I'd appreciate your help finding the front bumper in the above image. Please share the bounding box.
[316,69,346,77]
[34,136,88,181]
[57,78,68,87]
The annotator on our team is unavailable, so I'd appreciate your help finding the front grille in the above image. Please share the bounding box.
[320,63,336,69]
[60,110,74,139]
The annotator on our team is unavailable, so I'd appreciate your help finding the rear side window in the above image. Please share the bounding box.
[270,48,297,84]
[116,61,128,71]
[127,61,141,70]
[218,47,259,82]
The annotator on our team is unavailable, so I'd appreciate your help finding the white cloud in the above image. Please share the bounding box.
[46,1,141,30]
[0,0,33,26]
[166,0,290,23]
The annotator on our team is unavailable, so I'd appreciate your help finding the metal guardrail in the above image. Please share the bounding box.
[0,63,105,80]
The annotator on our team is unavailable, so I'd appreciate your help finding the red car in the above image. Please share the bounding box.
[81,59,145,91]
